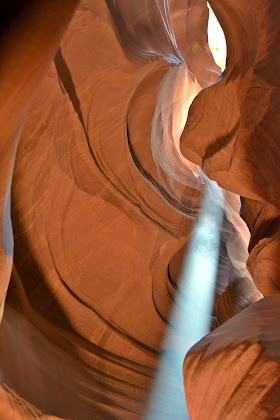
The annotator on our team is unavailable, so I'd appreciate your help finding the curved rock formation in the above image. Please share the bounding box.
[182,1,280,417]
[0,0,79,324]
[183,295,280,419]
[242,199,280,296]
[181,0,280,208]
[180,0,280,296]
[0,0,278,419]
[1,2,194,418]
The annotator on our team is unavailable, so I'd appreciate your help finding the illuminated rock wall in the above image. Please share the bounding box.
[0,0,279,419]
[182,0,280,418]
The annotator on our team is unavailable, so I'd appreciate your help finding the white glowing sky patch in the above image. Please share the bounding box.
[207,4,227,71]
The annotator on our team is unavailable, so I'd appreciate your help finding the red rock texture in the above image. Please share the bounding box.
[183,295,280,419]
[0,379,64,420]
[0,0,279,419]
[181,0,280,208]
[182,1,280,417]
[0,0,79,323]
[1,2,193,418]
[242,199,280,296]
[180,0,280,295]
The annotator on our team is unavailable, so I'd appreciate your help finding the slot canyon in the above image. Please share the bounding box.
[0,0,279,419]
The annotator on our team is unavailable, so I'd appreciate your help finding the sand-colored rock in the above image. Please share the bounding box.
[242,199,280,296]
[181,0,280,209]
[181,1,280,416]
[0,0,79,322]
[1,2,192,418]
[183,294,280,419]
[0,0,279,419]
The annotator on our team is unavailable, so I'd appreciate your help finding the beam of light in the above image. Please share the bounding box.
[146,4,227,419]
[146,186,224,420]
